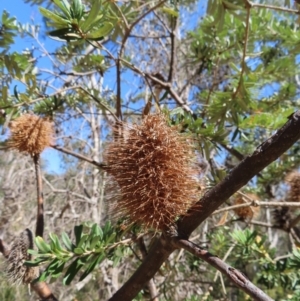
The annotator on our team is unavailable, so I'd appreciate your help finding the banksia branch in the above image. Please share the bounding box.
[105,114,200,231]
[7,114,54,238]
[5,116,56,299]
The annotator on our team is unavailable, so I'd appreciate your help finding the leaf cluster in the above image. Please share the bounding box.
[26,221,129,285]
[39,0,114,41]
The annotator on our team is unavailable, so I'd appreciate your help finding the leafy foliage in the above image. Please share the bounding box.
[1,0,300,300]
[27,222,129,285]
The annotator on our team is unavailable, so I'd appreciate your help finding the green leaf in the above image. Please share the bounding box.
[62,232,73,251]
[35,236,51,253]
[91,223,101,236]
[161,7,179,17]
[170,107,184,117]
[49,260,65,279]
[2,86,8,103]
[27,249,39,256]
[49,233,62,250]
[63,258,84,285]
[74,224,83,245]
[53,0,71,19]
[78,234,89,249]
[39,7,70,27]
[25,257,47,266]
[74,247,84,255]
[71,0,84,20]
[13,85,19,101]
[48,28,82,41]
[79,253,105,281]
[80,0,103,32]
[86,22,113,40]
[39,269,51,282]
[90,235,101,249]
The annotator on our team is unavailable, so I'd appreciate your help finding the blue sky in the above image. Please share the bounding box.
[1,1,64,173]
[1,0,209,173]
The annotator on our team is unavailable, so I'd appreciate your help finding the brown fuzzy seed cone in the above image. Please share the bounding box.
[233,193,260,220]
[105,114,200,231]
[6,229,39,285]
[273,206,291,230]
[285,171,300,202]
[8,114,53,156]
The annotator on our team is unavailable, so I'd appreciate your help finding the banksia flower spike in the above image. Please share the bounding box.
[105,114,201,231]
[6,229,39,285]
[8,113,54,156]
[285,171,300,203]
[233,193,260,220]
[7,114,54,238]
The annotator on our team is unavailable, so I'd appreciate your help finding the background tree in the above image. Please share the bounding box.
[1,0,300,300]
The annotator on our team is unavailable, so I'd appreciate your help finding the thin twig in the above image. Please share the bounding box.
[168,14,177,82]
[120,59,193,113]
[174,239,274,301]
[78,86,119,121]
[219,143,244,161]
[245,0,300,14]
[115,0,168,120]
[0,85,81,110]
[232,5,251,100]
[138,237,159,301]
[51,144,107,170]
[213,201,300,216]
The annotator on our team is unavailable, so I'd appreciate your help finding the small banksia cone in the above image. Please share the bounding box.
[105,114,201,231]
[6,229,39,285]
[273,206,291,230]
[8,114,54,156]
[285,171,300,203]
[233,193,260,220]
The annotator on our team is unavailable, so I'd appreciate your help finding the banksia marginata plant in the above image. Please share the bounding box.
[105,114,201,231]
[8,114,54,156]
[233,193,260,220]
[5,229,39,285]
[285,171,300,203]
